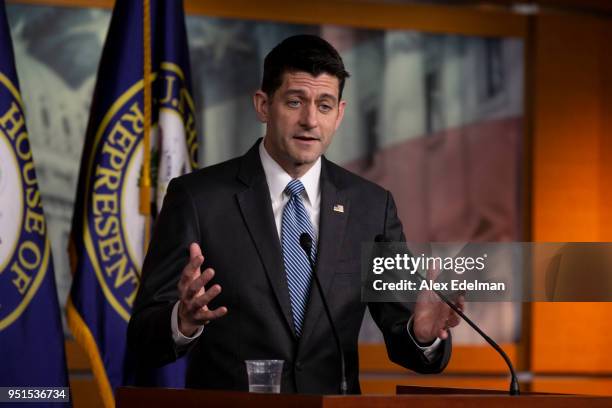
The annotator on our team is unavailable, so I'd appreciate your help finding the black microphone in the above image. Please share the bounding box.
[373,235,520,396]
[299,233,348,395]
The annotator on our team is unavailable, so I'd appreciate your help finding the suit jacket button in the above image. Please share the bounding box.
[295,361,303,371]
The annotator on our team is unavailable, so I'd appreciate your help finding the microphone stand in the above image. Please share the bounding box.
[299,233,348,395]
[374,236,520,395]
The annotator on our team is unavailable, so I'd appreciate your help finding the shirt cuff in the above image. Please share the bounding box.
[406,316,442,361]
[171,301,204,346]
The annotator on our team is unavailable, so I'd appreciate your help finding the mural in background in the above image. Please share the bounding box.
[6,4,523,344]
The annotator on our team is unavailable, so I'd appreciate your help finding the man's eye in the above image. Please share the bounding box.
[319,104,332,113]
[287,100,301,108]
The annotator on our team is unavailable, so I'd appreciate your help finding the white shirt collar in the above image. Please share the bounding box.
[259,139,321,205]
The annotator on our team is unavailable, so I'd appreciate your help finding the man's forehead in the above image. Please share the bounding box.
[280,71,340,97]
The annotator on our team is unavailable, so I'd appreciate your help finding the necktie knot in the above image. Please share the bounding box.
[285,179,305,198]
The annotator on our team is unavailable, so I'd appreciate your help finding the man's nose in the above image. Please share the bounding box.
[299,103,318,129]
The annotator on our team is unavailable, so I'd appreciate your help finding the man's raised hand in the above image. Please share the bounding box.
[177,243,228,336]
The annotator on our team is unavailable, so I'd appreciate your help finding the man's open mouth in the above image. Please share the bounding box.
[294,135,320,141]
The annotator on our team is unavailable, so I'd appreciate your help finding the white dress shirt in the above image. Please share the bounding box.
[259,140,321,240]
[171,140,442,359]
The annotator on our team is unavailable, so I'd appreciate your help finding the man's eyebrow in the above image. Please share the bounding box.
[317,93,338,103]
[283,89,338,103]
[283,89,307,97]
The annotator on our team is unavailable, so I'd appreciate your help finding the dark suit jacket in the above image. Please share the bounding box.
[127,139,451,394]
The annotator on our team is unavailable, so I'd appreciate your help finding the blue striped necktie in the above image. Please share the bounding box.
[281,179,317,337]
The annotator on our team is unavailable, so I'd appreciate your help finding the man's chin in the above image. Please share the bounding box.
[288,150,321,165]
[292,160,315,168]
[291,153,321,166]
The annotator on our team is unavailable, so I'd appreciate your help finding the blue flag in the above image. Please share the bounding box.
[0,0,70,400]
[67,1,197,406]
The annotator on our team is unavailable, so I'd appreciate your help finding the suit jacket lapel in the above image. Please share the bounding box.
[236,140,296,338]
[299,158,349,346]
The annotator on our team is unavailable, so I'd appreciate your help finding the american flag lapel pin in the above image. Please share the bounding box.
[333,204,344,213]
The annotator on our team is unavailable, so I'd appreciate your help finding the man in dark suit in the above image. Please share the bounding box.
[128,34,462,394]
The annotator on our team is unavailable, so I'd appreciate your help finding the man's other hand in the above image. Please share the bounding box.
[413,289,464,344]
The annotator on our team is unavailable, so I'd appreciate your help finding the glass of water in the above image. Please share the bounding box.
[245,360,284,393]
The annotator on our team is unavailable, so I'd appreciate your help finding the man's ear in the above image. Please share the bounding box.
[253,90,269,123]
[334,100,347,131]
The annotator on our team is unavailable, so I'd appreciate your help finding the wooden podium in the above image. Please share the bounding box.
[116,385,612,407]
